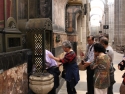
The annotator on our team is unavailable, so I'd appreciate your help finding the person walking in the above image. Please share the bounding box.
[100,37,116,94]
[49,40,80,94]
[91,43,110,94]
[83,35,95,94]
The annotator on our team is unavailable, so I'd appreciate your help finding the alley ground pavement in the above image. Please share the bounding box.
[58,51,124,94]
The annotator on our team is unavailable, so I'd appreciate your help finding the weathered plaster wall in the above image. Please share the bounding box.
[114,0,125,47]
[53,33,67,48]
[108,3,114,45]
[52,0,68,32]
[52,0,68,55]
[0,63,28,94]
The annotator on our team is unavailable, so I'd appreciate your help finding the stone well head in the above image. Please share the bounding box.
[26,18,54,94]
[26,18,52,73]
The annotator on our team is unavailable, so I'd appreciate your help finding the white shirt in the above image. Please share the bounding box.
[45,50,57,68]
[85,44,94,63]
[106,46,114,64]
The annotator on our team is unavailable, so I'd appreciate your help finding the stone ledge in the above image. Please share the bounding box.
[0,49,30,72]
[68,0,82,6]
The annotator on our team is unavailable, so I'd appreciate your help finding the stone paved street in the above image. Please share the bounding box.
[58,51,124,94]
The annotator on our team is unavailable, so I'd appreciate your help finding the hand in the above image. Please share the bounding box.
[81,60,85,65]
[83,62,91,68]
[118,65,121,70]
[57,63,62,67]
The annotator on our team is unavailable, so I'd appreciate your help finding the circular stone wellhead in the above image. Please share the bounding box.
[29,73,54,94]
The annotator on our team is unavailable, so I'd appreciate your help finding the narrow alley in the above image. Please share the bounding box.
[58,51,124,94]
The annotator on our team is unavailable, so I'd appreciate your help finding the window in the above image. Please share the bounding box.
[8,38,21,47]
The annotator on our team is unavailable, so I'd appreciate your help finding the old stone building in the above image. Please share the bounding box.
[114,0,125,51]
[90,0,115,45]
[108,1,114,45]
[90,0,125,52]
[90,0,107,37]
[0,0,90,93]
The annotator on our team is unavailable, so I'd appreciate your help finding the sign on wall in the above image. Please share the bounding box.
[103,25,109,29]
